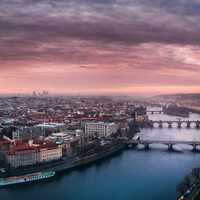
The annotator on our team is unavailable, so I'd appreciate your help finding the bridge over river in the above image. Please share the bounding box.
[149,120,200,129]
[128,139,200,151]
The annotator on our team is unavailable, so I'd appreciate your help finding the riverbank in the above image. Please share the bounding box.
[1,148,200,200]
[177,168,200,200]
[0,141,126,178]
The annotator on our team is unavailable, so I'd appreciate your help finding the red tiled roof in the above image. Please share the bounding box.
[7,141,59,155]
[0,138,10,146]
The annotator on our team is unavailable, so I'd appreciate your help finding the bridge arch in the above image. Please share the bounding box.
[150,120,198,129]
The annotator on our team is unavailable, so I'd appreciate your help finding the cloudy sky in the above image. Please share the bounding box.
[0,0,200,95]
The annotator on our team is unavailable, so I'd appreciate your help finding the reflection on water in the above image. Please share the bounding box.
[0,113,200,200]
[139,128,200,142]
[1,149,200,200]
[137,113,200,151]
[148,113,200,121]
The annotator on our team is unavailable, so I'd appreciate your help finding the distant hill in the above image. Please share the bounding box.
[153,93,200,101]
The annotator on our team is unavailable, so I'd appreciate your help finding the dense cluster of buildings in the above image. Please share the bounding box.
[0,95,144,170]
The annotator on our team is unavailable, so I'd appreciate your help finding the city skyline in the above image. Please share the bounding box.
[1,0,200,95]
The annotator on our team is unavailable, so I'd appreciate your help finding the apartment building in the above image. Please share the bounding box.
[85,122,119,138]
[6,142,62,168]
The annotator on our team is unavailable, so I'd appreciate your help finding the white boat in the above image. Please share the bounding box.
[0,171,55,186]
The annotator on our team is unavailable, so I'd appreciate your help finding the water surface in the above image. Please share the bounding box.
[1,113,200,200]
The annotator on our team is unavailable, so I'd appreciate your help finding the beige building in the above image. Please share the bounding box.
[6,143,63,168]
[6,147,38,168]
[39,146,62,162]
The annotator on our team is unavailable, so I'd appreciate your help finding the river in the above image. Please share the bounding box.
[1,112,200,200]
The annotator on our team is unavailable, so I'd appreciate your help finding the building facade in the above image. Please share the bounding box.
[85,122,119,138]
[39,146,62,163]
[6,147,38,168]
[6,143,62,168]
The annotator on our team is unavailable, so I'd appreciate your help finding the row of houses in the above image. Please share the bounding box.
[12,123,66,140]
[5,141,62,168]
[1,122,120,168]
[12,122,119,141]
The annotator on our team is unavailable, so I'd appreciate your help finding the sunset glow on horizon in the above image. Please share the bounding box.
[1,0,200,96]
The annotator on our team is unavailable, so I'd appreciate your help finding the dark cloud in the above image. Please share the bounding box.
[0,0,200,67]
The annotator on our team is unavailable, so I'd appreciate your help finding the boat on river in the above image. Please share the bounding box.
[0,171,55,187]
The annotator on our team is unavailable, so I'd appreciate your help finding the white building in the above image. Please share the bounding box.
[35,123,65,134]
[85,122,119,138]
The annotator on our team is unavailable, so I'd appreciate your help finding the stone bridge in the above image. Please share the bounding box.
[128,139,200,151]
[149,120,200,129]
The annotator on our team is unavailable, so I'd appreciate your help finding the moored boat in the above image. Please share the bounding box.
[0,171,55,187]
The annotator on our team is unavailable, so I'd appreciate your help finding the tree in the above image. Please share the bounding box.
[177,176,191,194]
[192,168,200,180]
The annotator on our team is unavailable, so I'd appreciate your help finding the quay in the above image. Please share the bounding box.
[1,142,126,178]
